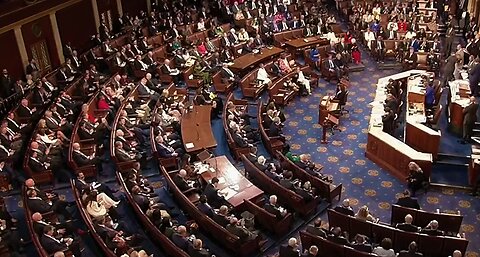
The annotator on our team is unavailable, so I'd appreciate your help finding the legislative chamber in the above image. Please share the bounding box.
[0,0,478,256]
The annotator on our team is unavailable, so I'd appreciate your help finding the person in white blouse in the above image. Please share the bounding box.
[326,30,338,44]
[295,67,311,95]
[372,238,396,257]
[238,28,249,42]
[364,28,376,50]
[197,18,206,31]
[256,63,272,86]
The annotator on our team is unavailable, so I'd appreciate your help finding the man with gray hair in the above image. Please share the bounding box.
[280,237,300,257]
[396,214,420,232]
[334,198,354,216]
[421,219,444,236]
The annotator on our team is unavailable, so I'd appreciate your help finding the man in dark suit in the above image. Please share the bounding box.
[0,69,13,99]
[203,177,224,208]
[279,171,295,190]
[396,214,420,232]
[420,220,444,236]
[469,57,480,96]
[334,199,355,216]
[404,47,418,70]
[280,237,300,257]
[396,190,420,209]
[462,96,479,143]
[172,225,191,250]
[173,169,194,192]
[26,189,72,220]
[213,205,231,227]
[351,234,372,253]
[328,227,350,245]
[226,217,256,242]
[189,238,213,257]
[306,218,327,238]
[198,195,215,217]
[40,225,81,257]
[397,241,423,257]
[268,116,284,138]
[17,98,36,118]
[155,135,182,158]
[301,245,319,257]
[264,195,287,219]
[114,141,135,162]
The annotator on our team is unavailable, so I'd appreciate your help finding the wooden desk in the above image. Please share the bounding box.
[199,156,263,208]
[367,70,434,180]
[448,80,471,135]
[181,105,217,152]
[318,96,339,124]
[284,36,329,51]
[404,75,441,160]
[229,47,284,72]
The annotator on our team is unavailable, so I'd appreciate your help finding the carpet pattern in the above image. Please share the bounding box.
[280,56,480,256]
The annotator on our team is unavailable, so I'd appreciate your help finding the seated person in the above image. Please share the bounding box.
[257,63,272,86]
[198,195,215,218]
[420,220,444,236]
[40,225,81,257]
[280,237,300,257]
[328,226,350,245]
[351,234,372,253]
[173,169,199,192]
[171,225,192,250]
[213,205,232,227]
[397,241,423,257]
[26,189,72,220]
[334,198,354,216]
[188,238,213,257]
[396,190,420,209]
[279,171,295,190]
[225,217,257,242]
[373,238,395,257]
[396,214,420,232]
[131,185,166,212]
[264,195,288,219]
[355,205,379,223]
[203,177,225,208]
[306,218,327,237]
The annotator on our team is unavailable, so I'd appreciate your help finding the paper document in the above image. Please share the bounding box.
[219,187,237,200]
[185,143,195,149]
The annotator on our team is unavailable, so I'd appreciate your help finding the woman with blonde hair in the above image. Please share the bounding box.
[355,205,379,222]
[407,161,428,196]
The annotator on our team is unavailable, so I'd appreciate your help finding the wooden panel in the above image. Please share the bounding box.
[0,30,23,78]
[405,121,440,160]
[366,132,432,180]
[121,0,147,16]
[56,0,97,52]
[21,15,60,68]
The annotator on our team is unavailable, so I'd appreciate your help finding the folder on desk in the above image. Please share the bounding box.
[219,187,237,200]
[185,143,195,149]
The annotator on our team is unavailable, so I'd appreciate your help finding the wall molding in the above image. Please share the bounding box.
[0,0,82,35]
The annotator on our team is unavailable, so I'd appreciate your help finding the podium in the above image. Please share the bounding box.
[318,96,339,124]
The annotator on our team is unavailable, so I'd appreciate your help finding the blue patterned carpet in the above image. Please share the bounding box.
[280,56,480,256]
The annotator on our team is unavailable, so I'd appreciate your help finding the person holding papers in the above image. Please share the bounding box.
[256,63,272,87]
[264,195,287,219]
[161,59,182,84]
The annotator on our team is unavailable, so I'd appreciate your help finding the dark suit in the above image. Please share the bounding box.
[198,202,214,217]
[27,197,53,213]
[306,225,327,238]
[133,193,150,211]
[420,228,444,236]
[172,233,190,250]
[397,250,423,257]
[173,174,190,191]
[279,245,300,257]
[17,105,33,117]
[226,224,252,242]
[264,203,284,219]
[396,223,419,232]
[351,243,372,253]
[463,102,479,139]
[73,151,94,167]
[396,197,420,209]
[213,213,230,227]
[203,183,223,208]
[40,234,68,254]
[333,206,354,216]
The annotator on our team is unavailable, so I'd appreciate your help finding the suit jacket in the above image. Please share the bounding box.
[40,234,68,254]
[203,183,222,207]
[463,103,478,125]
[29,158,47,173]
[17,105,33,117]
[334,206,354,216]
[279,245,300,257]
[189,248,211,257]
[198,202,214,217]
[232,132,248,147]
[269,123,282,137]
[172,233,190,250]
[264,203,284,219]
[306,225,327,237]
[420,228,444,236]
[226,224,251,242]
[213,213,230,227]
[279,178,294,190]
[396,196,420,209]
[173,174,190,191]
[115,148,133,162]
[397,250,423,257]
[396,223,420,232]
[27,197,53,213]
[73,151,93,167]
[156,143,174,158]
[351,243,373,253]
[133,193,150,211]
